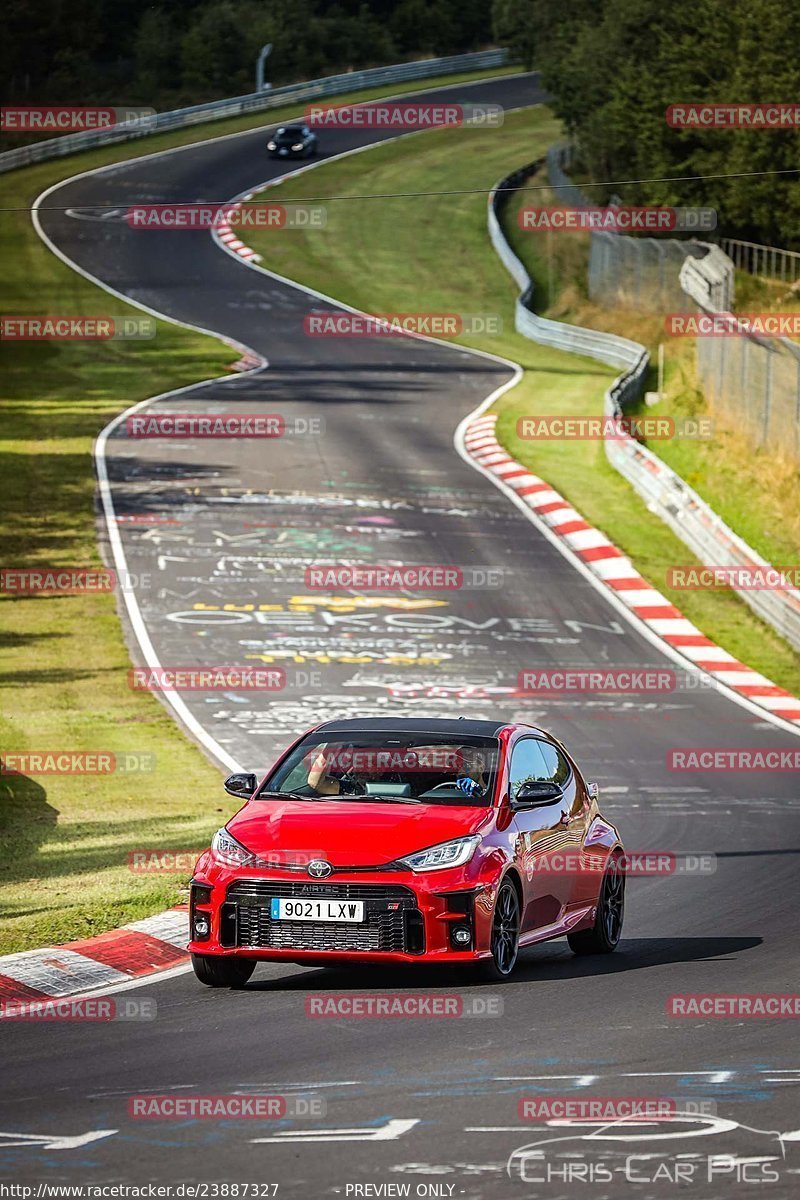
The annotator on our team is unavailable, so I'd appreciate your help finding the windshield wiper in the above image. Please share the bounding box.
[255,788,422,804]
[254,788,324,802]
[354,795,422,804]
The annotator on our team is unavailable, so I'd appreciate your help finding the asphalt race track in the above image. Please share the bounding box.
[5,73,800,1195]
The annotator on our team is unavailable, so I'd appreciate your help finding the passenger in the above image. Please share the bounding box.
[454,746,488,798]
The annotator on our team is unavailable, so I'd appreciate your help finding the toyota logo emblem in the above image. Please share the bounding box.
[307,859,333,879]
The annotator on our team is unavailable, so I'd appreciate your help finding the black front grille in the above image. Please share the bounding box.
[222,879,423,953]
[228,880,415,903]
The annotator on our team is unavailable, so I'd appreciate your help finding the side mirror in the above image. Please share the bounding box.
[513,780,563,807]
[224,772,257,799]
[588,781,599,802]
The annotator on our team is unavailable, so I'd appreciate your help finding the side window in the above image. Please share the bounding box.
[535,740,571,786]
[508,739,550,800]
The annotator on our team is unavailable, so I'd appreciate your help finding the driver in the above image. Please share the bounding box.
[306,747,365,796]
[454,746,488,798]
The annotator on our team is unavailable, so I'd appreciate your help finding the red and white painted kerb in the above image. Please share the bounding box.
[230,349,265,372]
[215,194,261,263]
[463,414,800,726]
[0,907,188,1005]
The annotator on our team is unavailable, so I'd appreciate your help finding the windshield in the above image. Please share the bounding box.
[277,126,303,138]
[261,732,500,806]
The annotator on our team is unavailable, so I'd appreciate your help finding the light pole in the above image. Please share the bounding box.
[256,43,273,92]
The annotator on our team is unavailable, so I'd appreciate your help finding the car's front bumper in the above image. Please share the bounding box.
[189,866,495,964]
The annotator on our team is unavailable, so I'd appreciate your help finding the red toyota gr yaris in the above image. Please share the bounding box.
[189,717,625,986]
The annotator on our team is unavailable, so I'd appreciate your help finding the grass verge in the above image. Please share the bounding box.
[0,199,234,953]
[0,64,521,955]
[244,107,800,697]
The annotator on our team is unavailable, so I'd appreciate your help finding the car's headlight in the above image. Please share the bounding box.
[395,835,481,873]
[267,141,276,150]
[211,827,253,867]
[291,143,304,151]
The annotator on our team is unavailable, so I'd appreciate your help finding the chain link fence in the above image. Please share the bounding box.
[548,144,730,312]
[694,319,800,460]
[679,256,800,462]
[549,142,800,464]
[589,232,707,313]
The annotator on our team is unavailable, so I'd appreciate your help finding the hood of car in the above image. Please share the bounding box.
[227,798,492,868]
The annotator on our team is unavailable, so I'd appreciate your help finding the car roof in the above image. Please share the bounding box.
[312,716,513,738]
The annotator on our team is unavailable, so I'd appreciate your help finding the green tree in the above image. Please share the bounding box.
[492,0,537,71]
[721,0,800,246]
[134,9,179,103]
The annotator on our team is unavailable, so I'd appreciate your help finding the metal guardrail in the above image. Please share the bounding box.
[489,160,800,654]
[0,49,511,175]
[605,437,800,652]
[490,164,647,374]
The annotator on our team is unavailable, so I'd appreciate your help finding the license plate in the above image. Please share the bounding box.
[279,148,288,155]
[270,898,364,922]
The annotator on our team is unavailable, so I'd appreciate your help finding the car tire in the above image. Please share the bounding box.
[567,853,625,954]
[478,879,521,980]
[191,953,256,988]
